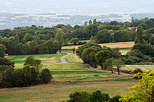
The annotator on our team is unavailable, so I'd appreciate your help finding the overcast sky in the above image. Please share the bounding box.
[0,0,154,14]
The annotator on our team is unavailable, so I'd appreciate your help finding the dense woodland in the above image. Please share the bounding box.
[1,18,154,55]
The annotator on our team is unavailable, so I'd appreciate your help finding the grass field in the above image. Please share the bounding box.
[6,53,66,69]
[1,40,153,102]
[0,80,136,102]
[0,52,135,102]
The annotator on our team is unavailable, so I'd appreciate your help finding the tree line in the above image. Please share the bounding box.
[1,18,154,55]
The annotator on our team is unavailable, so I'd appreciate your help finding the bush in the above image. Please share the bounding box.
[1,67,14,88]
[67,90,90,102]
[67,90,121,102]
[126,49,143,58]
[121,56,142,65]
[109,96,121,102]
[24,56,42,68]
[22,66,39,86]
[0,44,6,58]
[0,58,14,67]
[40,69,52,83]
[132,43,154,56]
[89,90,110,102]
[134,68,143,74]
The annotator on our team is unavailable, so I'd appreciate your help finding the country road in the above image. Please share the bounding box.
[60,52,132,75]
[60,52,72,63]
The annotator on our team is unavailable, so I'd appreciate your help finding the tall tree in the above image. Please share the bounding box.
[95,47,112,69]
[136,26,144,44]
[103,58,114,73]
[93,19,97,24]
[113,59,124,75]
[89,20,92,25]
[55,29,64,53]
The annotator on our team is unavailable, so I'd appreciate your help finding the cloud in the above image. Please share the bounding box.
[0,0,154,14]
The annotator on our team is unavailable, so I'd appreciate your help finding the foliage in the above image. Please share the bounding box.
[132,43,154,56]
[0,58,52,88]
[81,46,102,68]
[120,70,154,102]
[0,58,14,67]
[136,26,144,44]
[134,68,143,74]
[24,56,42,68]
[67,90,121,102]
[103,58,114,73]
[95,47,113,69]
[109,96,121,102]
[70,38,79,45]
[89,90,110,102]
[40,68,52,83]
[113,59,125,75]
[76,42,102,58]
[67,90,90,102]
[55,29,64,53]
[0,44,6,58]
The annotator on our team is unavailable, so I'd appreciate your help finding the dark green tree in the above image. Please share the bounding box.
[55,29,64,53]
[24,56,42,68]
[136,26,144,44]
[89,20,93,25]
[95,47,113,69]
[0,44,6,58]
[40,69,52,83]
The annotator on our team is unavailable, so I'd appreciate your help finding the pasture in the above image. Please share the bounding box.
[0,52,135,102]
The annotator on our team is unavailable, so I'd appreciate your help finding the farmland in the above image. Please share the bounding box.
[0,50,135,102]
[1,41,153,102]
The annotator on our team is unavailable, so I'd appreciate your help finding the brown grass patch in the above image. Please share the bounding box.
[0,80,137,102]
[65,54,83,63]
[62,42,134,49]
[122,65,154,72]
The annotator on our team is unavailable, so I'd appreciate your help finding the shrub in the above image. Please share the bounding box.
[109,96,121,102]
[67,90,90,102]
[67,90,121,102]
[0,44,6,58]
[0,58,14,67]
[134,68,143,74]
[24,56,42,68]
[89,90,110,102]
[22,66,39,86]
[126,49,143,58]
[40,69,52,83]
[2,68,14,87]
[132,43,154,56]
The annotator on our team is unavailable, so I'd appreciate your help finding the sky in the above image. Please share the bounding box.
[0,0,154,15]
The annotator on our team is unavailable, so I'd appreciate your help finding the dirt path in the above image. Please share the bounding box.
[61,53,132,75]
[60,52,72,63]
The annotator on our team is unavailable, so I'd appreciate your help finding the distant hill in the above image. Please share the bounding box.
[130,13,154,19]
[0,13,153,29]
